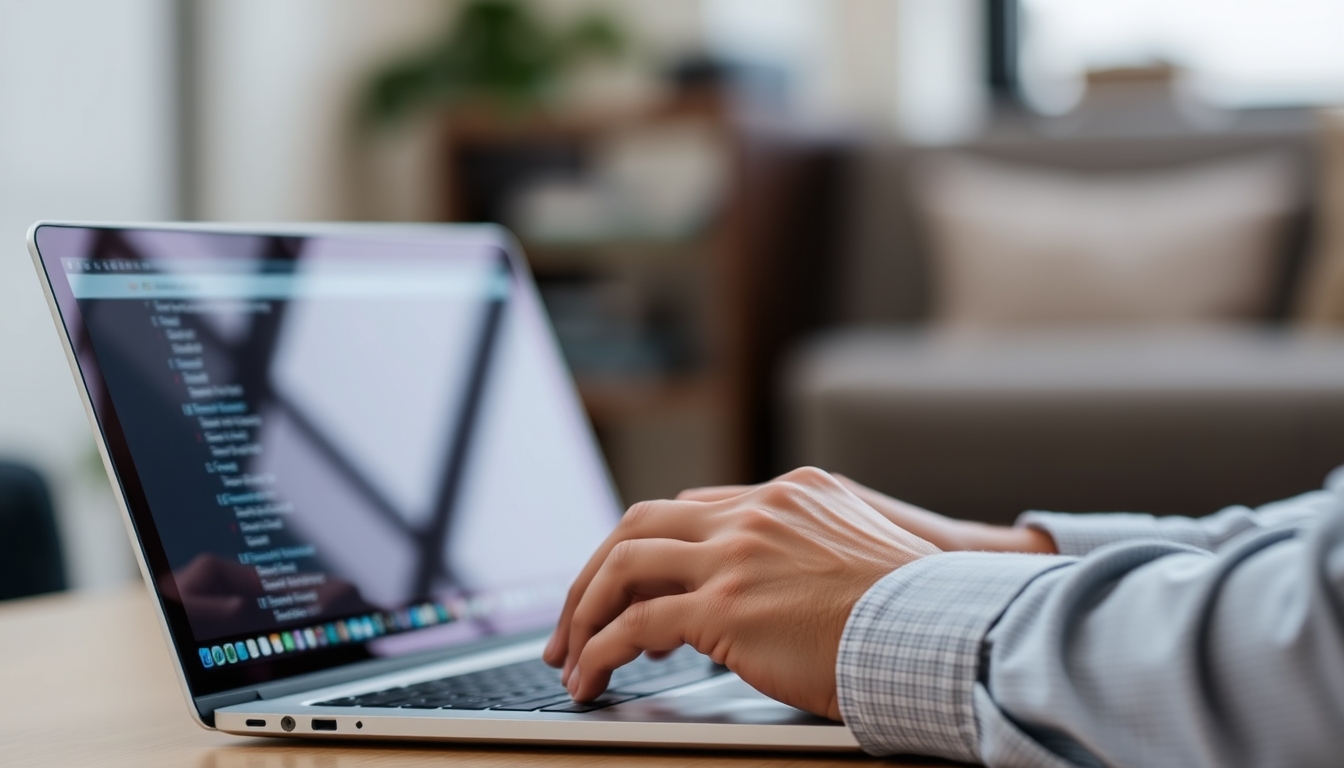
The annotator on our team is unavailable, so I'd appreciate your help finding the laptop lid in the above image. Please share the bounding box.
[28,222,622,717]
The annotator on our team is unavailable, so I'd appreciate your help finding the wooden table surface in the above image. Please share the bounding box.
[0,585,958,767]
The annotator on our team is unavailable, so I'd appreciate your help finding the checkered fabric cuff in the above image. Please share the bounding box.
[836,552,1067,761]
[1018,511,1213,556]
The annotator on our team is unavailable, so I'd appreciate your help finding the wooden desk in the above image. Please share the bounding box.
[0,586,956,767]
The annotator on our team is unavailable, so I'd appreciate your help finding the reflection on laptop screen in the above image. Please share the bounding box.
[49,227,619,676]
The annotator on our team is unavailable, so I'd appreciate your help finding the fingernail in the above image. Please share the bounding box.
[543,633,556,658]
[567,665,581,697]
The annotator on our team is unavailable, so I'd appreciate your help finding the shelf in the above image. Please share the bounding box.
[523,237,712,273]
[576,373,723,423]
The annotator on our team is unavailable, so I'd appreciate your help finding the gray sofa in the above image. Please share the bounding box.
[786,124,1344,524]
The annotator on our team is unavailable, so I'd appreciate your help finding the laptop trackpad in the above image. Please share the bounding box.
[593,675,839,726]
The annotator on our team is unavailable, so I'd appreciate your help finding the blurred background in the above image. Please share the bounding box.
[4,0,1344,598]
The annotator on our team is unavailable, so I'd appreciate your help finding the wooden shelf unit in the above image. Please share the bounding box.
[438,94,754,504]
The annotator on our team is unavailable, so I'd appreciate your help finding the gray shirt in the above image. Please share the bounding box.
[835,471,1344,767]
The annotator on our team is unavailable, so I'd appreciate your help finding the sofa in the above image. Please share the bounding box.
[785,114,1344,524]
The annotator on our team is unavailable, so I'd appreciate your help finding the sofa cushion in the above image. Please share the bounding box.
[915,152,1301,328]
[786,328,1344,524]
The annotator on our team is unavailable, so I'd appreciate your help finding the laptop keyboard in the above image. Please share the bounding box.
[313,646,724,713]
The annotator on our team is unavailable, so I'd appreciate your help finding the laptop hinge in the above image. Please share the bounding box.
[195,688,261,727]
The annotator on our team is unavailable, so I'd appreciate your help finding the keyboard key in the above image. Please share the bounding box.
[540,693,636,713]
[490,693,575,712]
[613,665,726,696]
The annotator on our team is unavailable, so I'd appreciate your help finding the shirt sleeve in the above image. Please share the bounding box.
[837,496,1344,767]
[1017,487,1338,556]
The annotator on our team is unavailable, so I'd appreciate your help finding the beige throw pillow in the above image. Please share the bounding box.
[916,151,1300,328]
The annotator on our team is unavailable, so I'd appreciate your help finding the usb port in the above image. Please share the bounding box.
[311,718,337,731]
[245,719,266,728]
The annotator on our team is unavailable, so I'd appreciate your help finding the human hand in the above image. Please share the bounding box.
[542,466,940,720]
[679,474,1056,555]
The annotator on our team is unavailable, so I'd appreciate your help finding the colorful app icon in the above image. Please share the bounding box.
[335,621,350,642]
[281,632,295,651]
[199,648,214,668]
[234,641,249,661]
[325,624,338,644]
[303,628,318,648]
[223,643,238,664]
[362,617,376,638]
[246,638,260,659]
[270,633,284,653]
[257,636,272,656]
[293,630,307,651]
[211,646,227,665]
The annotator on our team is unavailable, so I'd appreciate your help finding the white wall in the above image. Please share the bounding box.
[194,0,449,222]
[0,0,177,589]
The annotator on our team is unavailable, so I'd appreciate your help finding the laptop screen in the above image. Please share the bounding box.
[32,224,621,697]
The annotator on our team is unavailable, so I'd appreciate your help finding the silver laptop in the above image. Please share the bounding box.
[27,221,857,751]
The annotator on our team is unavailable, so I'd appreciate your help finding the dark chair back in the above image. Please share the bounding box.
[0,462,67,600]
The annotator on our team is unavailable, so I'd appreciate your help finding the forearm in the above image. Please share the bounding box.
[838,505,1344,767]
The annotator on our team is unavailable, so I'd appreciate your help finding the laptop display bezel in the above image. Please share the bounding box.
[27,222,619,715]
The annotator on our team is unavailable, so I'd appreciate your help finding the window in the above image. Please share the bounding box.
[1019,0,1344,113]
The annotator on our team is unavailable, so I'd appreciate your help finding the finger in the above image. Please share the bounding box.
[564,539,707,681]
[676,484,755,502]
[545,498,714,666]
[569,594,702,701]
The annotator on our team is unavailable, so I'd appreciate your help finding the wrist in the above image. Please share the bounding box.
[955,521,1058,554]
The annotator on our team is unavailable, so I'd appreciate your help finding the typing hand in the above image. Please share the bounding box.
[680,474,1057,555]
[542,466,938,720]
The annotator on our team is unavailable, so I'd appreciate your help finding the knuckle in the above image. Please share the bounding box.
[570,604,595,634]
[736,507,776,533]
[623,500,653,527]
[713,573,749,603]
[608,539,638,572]
[719,533,758,566]
[784,466,831,486]
[619,600,653,635]
[758,481,794,506]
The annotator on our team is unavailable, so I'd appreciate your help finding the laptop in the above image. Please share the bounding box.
[27,221,858,751]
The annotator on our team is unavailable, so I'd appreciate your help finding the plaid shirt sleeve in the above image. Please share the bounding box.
[836,490,1344,767]
[836,551,1072,763]
[1018,487,1340,557]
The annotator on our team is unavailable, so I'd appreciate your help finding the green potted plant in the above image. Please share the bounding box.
[361,0,625,127]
